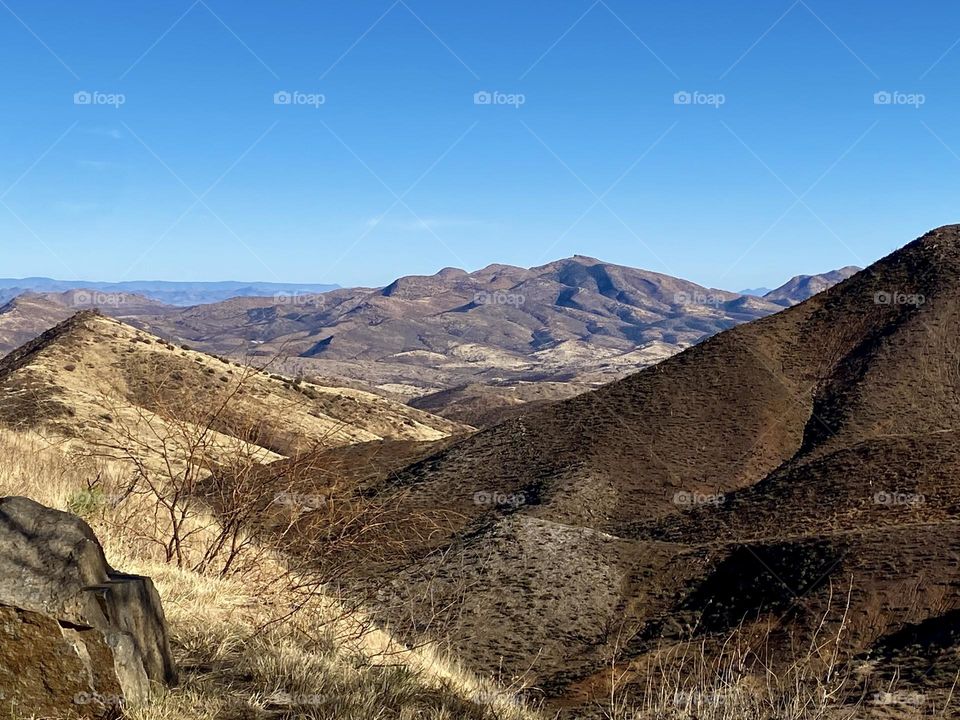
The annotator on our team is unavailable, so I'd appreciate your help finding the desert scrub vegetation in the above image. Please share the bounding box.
[0,428,541,720]
[600,599,958,720]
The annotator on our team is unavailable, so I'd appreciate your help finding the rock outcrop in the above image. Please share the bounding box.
[0,496,176,717]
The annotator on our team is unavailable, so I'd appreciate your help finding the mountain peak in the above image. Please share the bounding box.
[763,265,861,306]
[434,266,468,278]
[567,253,604,264]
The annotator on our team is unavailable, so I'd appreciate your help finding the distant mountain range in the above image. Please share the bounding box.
[0,265,859,310]
[0,278,339,306]
[0,260,859,423]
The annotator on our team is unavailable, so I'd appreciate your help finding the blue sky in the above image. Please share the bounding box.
[1,1,959,290]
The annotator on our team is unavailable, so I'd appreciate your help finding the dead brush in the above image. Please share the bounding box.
[603,582,955,719]
[0,410,543,720]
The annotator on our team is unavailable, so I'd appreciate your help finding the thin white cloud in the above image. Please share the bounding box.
[83,127,123,140]
[77,159,116,170]
[363,215,483,232]
[54,200,99,213]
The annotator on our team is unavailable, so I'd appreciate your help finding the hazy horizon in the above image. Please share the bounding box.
[3,2,959,289]
[0,251,862,295]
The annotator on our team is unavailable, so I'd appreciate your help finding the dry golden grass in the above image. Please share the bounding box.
[0,428,541,720]
[597,592,958,720]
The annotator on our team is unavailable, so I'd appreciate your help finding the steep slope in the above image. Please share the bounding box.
[320,226,960,711]
[0,311,466,467]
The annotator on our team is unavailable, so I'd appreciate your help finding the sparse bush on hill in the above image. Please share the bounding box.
[80,360,444,593]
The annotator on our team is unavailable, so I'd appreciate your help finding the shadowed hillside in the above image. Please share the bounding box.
[309,225,960,715]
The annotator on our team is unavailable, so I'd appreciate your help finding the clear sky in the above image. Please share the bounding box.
[1,1,959,290]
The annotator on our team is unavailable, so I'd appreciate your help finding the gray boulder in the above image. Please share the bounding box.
[0,496,176,714]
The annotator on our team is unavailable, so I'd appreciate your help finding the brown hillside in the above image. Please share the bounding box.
[316,225,960,713]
